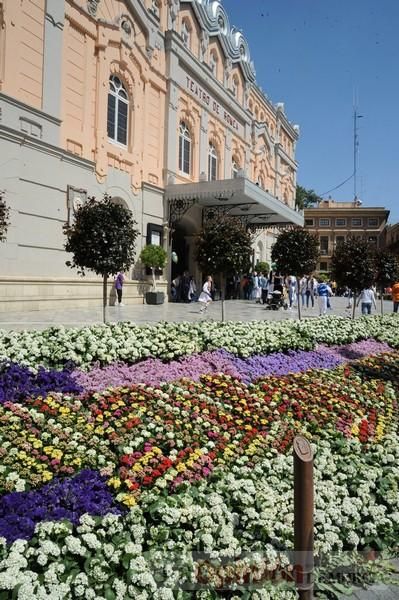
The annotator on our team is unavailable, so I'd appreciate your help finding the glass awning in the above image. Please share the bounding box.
[165,177,304,228]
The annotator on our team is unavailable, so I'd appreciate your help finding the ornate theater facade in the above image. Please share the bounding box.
[0,0,303,311]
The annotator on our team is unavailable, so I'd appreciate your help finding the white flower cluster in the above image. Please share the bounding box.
[1,432,398,597]
[0,314,397,369]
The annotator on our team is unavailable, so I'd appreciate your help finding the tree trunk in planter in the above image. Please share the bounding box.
[296,276,302,320]
[352,293,357,320]
[102,273,107,324]
[220,273,225,322]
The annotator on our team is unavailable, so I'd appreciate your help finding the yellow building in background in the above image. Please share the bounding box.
[304,199,389,274]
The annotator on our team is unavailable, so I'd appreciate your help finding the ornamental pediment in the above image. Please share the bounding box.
[184,0,256,82]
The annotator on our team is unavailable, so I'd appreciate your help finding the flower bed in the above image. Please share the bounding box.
[0,315,398,598]
[0,314,398,370]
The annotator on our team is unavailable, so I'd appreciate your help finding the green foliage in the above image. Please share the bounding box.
[0,196,10,243]
[196,217,253,276]
[295,185,321,210]
[271,227,320,276]
[387,238,399,256]
[254,261,270,275]
[331,237,376,293]
[374,250,399,289]
[64,196,139,277]
[139,244,167,270]
[318,272,330,282]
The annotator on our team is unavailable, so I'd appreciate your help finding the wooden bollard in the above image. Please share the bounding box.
[293,436,314,600]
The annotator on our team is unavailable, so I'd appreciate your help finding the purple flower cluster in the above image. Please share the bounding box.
[72,350,243,392]
[0,361,83,404]
[318,339,393,362]
[72,340,392,391]
[0,470,123,544]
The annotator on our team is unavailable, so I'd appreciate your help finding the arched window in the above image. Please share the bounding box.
[208,143,218,181]
[179,122,191,175]
[107,75,129,145]
[232,160,239,178]
[181,19,191,49]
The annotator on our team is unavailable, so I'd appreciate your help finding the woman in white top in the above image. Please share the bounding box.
[356,286,377,315]
[199,276,213,312]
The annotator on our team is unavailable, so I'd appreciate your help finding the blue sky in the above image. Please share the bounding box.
[222,0,399,223]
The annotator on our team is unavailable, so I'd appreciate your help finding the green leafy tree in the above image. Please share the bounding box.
[0,196,10,243]
[387,238,399,257]
[196,216,252,320]
[254,261,270,275]
[374,250,399,314]
[295,185,321,210]
[271,227,320,319]
[139,244,167,291]
[64,195,139,322]
[331,237,376,319]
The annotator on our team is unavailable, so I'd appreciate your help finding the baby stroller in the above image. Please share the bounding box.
[265,290,287,310]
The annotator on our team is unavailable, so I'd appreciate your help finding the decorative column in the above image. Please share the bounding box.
[224,129,232,179]
[199,109,209,177]
[165,82,179,181]
[42,0,65,121]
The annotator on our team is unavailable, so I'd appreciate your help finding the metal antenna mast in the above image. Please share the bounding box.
[353,98,363,201]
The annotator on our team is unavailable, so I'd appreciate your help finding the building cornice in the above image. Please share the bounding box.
[0,125,95,171]
[0,93,62,126]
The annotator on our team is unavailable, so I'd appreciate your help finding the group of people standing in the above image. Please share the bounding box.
[171,272,198,303]
[172,270,399,316]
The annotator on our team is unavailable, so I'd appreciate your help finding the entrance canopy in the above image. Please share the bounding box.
[165,177,304,229]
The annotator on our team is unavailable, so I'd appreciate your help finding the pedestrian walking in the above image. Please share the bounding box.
[252,272,261,303]
[317,280,332,316]
[305,276,317,308]
[392,281,399,313]
[114,272,125,306]
[356,285,377,315]
[299,275,307,308]
[286,275,297,309]
[259,272,269,304]
[199,276,213,313]
[188,276,197,302]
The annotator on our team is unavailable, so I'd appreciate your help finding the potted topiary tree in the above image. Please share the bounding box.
[139,244,167,305]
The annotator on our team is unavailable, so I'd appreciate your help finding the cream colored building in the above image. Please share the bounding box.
[0,0,302,311]
[304,199,390,274]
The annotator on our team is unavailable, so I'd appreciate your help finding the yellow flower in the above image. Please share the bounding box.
[42,471,53,482]
[108,477,121,489]
[176,463,186,472]
[122,495,136,507]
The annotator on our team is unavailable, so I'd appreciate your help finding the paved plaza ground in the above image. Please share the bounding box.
[0,296,395,331]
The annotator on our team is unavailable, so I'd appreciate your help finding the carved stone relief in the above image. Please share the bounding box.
[87,0,101,17]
